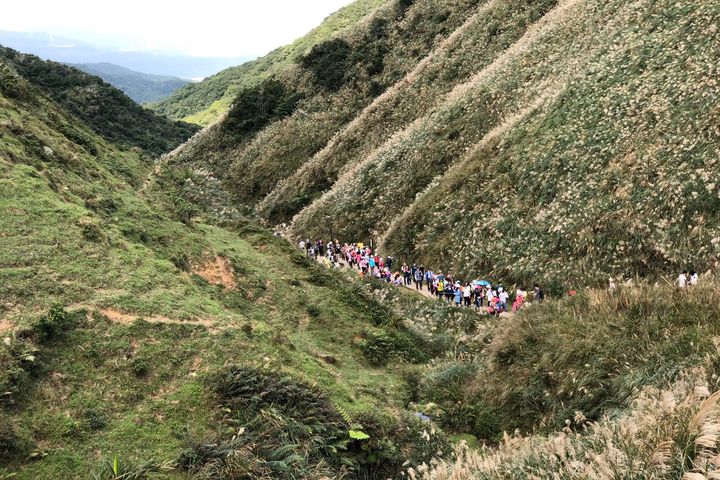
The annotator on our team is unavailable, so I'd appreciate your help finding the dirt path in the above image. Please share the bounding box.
[98,308,222,333]
[320,256,454,301]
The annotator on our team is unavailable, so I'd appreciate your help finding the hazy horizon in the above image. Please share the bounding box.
[0,0,356,58]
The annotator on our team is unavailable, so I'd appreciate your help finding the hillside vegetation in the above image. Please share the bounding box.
[0,59,462,479]
[69,63,191,104]
[148,0,386,125]
[5,0,720,478]
[161,0,720,289]
[0,46,198,156]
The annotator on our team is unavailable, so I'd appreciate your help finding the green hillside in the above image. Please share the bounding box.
[149,0,386,125]
[0,58,460,479]
[69,63,191,104]
[5,0,720,478]
[0,46,198,156]
[163,0,720,289]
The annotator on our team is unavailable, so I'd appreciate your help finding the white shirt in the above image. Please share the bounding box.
[677,274,687,288]
[463,286,471,297]
[690,273,699,285]
[499,292,509,302]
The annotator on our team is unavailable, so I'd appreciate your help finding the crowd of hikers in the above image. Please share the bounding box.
[298,239,544,315]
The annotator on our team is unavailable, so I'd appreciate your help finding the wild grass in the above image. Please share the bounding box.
[405,279,720,444]
[418,366,720,479]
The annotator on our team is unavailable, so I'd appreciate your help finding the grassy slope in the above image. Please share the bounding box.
[417,281,720,479]
[0,46,198,156]
[164,0,719,290]
[286,0,720,288]
[0,67,414,478]
[149,0,386,125]
[258,0,560,223]
[168,0,485,210]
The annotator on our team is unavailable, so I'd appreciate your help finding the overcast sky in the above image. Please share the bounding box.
[0,0,356,57]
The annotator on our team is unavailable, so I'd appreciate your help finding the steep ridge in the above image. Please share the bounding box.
[168,0,486,205]
[0,46,198,156]
[290,0,598,256]
[258,0,560,223]
[378,0,720,286]
[205,0,720,289]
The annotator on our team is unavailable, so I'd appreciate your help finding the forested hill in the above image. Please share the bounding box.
[69,62,191,104]
[0,46,198,156]
[163,0,720,289]
[148,0,386,125]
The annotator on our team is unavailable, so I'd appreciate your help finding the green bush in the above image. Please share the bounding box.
[130,357,150,378]
[347,410,450,478]
[194,367,349,478]
[0,335,41,407]
[0,412,34,462]
[359,329,429,366]
[33,304,71,342]
[91,455,174,480]
[299,39,353,92]
[417,361,478,431]
[83,409,108,431]
[223,78,303,140]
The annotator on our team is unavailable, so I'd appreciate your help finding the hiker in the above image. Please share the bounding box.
[486,287,495,307]
[402,263,412,286]
[512,288,526,312]
[425,269,434,294]
[533,285,544,303]
[463,283,472,307]
[474,286,483,309]
[445,283,455,303]
[608,277,617,291]
[298,239,305,252]
[498,289,509,312]
[386,256,393,270]
[690,270,699,286]
[436,277,444,300]
[414,268,423,290]
[677,271,688,288]
[454,284,463,306]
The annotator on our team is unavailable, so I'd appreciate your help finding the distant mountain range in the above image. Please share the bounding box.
[68,62,191,103]
[0,30,254,80]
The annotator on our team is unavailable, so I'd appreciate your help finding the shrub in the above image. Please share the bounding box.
[33,304,70,343]
[91,455,174,480]
[417,361,479,431]
[299,39,352,92]
[193,367,349,478]
[347,410,450,478]
[83,408,107,431]
[0,412,34,462]
[130,357,150,378]
[223,78,303,139]
[359,329,429,366]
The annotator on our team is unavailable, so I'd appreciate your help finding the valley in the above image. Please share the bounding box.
[2,0,720,478]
